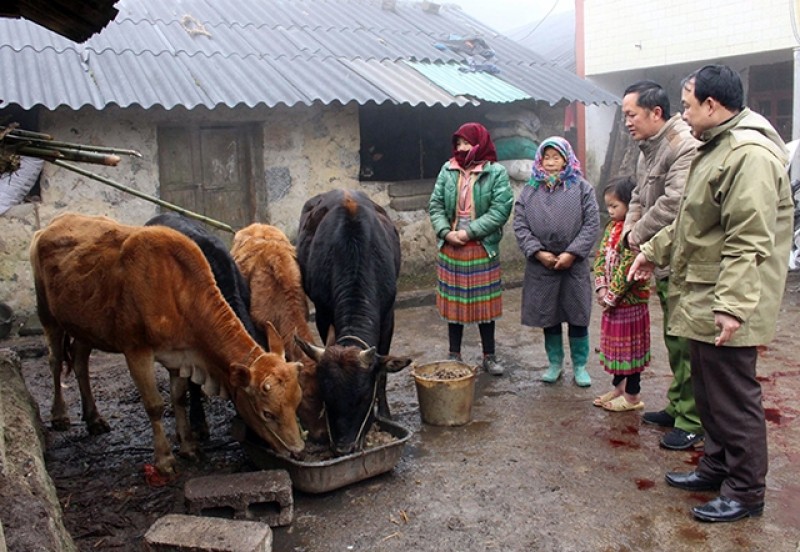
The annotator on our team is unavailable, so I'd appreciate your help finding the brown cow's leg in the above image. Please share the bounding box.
[170,373,200,460]
[47,327,71,431]
[71,340,110,435]
[125,350,177,475]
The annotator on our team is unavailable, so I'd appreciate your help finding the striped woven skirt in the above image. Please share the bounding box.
[599,303,650,376]
[436,240,502,324]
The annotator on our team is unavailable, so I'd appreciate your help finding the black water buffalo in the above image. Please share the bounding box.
[145,212,267,438]
[294,189,412,455]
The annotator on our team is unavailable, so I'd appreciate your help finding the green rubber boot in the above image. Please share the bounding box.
[570,335,592,387]
[541,333,564,383]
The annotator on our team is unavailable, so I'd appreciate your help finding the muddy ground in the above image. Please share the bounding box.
[7,274,800,551]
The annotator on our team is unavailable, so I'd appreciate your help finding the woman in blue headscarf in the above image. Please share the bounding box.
[513,137,601,386]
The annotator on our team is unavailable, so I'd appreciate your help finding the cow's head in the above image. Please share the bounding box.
[293,354,328,444]
[294,336,410,455]
[230,322,305,457]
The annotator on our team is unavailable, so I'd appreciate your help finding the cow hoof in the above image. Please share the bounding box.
[87,417,111,435]
[155,455,178,476]
[51,417,71,431]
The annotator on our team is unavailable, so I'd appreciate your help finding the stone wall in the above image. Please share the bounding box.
[0,102,556,322]
[0,349,76,552]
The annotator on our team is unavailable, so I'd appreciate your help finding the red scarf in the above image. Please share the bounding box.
[452,123,497,168]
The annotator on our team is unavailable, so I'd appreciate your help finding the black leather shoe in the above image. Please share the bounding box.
[665,471,721,491]
[692,496,764,522]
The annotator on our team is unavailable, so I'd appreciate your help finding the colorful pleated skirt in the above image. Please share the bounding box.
[599,303,650,375]
[436,240,502,324]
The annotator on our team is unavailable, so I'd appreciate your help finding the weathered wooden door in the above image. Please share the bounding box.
[158,124,258,244]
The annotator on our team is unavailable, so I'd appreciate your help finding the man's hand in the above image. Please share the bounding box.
[554,252,576,270]
[627,252,655,282]
[714,312,741,346]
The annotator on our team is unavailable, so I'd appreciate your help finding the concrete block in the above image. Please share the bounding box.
[184,470,293,527]
[144,514,271,552]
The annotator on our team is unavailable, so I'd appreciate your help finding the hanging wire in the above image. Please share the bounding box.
[516,0,561,43]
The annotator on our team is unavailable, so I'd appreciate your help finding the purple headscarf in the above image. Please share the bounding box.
[529,136,583,190]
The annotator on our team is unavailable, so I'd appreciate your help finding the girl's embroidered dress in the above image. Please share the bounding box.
[593,220,651,375]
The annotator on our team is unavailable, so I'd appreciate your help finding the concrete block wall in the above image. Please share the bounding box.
[585,0,798,75]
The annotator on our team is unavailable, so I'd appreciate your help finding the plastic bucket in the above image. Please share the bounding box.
[412,360,476,426]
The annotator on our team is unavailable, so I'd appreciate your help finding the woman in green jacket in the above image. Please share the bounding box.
[428,123,513,375]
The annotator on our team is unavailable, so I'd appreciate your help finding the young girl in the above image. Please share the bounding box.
[593,175,651,411]
[428,122,513,375]
[513,137,600,386]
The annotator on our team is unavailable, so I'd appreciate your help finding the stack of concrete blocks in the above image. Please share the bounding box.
[144,470,294,552]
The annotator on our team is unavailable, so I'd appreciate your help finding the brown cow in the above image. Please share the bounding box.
[231,223,327,444]
[30,213,305,475]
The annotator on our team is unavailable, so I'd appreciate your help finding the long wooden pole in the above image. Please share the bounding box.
[52,159,235,234]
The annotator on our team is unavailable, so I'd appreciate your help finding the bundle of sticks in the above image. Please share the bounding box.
[0,123,233,233]
[1,123,141,173]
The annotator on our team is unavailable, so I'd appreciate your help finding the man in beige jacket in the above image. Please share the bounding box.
[630,64,793,523]
[621,81,702,450]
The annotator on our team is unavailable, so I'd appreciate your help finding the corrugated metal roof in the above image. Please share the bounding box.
[406,61,530,103]
[0,0,619,111]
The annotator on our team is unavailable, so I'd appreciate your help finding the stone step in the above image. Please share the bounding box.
[144,514,271,552]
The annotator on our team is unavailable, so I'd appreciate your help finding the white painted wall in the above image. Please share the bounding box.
[585,0,799,75]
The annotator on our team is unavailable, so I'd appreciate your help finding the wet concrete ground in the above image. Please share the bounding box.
[10,276,800,551]
[276,279,800,551]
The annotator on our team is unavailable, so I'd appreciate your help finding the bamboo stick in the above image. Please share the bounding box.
[18,146,121,166]
[3,133,141,157]
[52,159,235,234]
[0,127,52,140]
